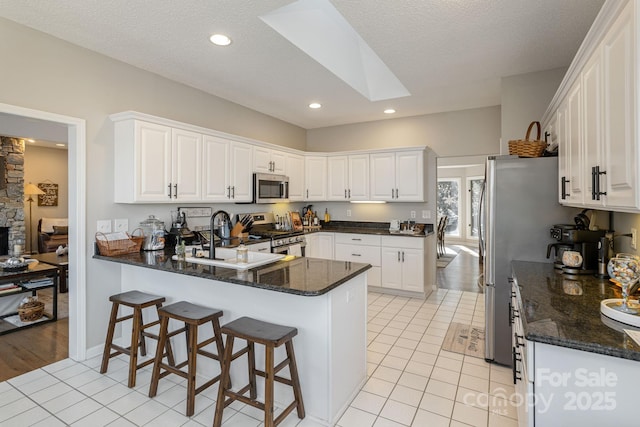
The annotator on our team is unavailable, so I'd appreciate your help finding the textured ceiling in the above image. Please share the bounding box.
[0,0,604,129]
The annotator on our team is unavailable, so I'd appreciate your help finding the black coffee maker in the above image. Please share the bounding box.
[549,224,606,275]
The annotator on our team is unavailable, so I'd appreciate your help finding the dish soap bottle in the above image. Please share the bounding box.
[324,208,330,223]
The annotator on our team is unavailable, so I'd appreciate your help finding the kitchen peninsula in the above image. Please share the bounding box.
[95,250,370,426]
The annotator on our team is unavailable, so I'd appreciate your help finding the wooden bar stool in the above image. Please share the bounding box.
[148,301,226,417]
[213,317,305,427]
[100,290,174,388]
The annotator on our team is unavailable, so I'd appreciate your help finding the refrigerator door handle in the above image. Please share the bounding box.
[485,283,495,362]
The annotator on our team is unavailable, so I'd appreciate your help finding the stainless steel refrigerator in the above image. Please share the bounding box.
[481,155,573,366]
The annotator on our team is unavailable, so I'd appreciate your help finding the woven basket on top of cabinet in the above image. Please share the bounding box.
[508,121,548,157]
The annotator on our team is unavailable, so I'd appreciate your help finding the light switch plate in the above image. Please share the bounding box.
[114,218,129,233]
[97,220,112,233]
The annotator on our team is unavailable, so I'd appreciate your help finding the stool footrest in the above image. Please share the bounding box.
[198,336,218,349]
[230,346,249,361]
[115,314,134,323]
[140,319,161,330]
[195,374,222,395]
[275,401,298,426]
[254,369,294,387]
[197,349,221,361]
[225,387,265,411]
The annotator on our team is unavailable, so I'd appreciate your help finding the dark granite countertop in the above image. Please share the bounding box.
[306,221,435,237]
[512,261,640,361]
[94,249,371,297]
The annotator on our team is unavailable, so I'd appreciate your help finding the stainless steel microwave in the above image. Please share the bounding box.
[253,173,289,203]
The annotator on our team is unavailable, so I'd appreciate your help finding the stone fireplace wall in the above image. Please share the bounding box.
[0,136,25,255]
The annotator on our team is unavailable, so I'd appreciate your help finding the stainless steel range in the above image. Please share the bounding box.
[240,212,306,256]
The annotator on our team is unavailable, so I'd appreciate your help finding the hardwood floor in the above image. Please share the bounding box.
[437,244,483,293]
[0,317,68,382]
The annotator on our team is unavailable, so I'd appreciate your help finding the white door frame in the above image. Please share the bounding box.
[0,102,86,360]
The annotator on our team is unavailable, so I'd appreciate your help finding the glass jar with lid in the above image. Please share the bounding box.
[139,215,165,251]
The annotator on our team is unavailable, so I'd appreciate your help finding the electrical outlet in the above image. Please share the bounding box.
[632,228,637,250]
[97,220,112,233]
[422,210,431,219]
[346,209,351,217]
[410,211,416,219]
[114,218,129,233]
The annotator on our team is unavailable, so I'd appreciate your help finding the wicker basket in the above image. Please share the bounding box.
[96,229,144,256]
[18,300,45,322]
[508,121,548,157]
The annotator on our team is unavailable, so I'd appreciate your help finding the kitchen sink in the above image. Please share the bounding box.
[172,247,284,270]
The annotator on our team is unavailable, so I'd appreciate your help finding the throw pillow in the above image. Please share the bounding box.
[52,226,68,235]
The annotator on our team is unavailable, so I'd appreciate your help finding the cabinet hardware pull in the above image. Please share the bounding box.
[306,189,309,198]
[509,302,513,325]
[352,238,362,241]
[227,186,231,199]
[258,248,268,252]
[591,166,597,200]
[595,166,607,199]
[395,188,399,198]
[561,176,570,199]
[515,333,525,348]
[352,253,361,256]
[173,184,178,198]
[512,348,522,382]
[232,186,235,199]
[345,189,347,198]
[348,189,351,198]
[168,183,172,198]
[402,251,405,262]
[544,131,550,142]
[397,251,401,261]
[391,189,394,198]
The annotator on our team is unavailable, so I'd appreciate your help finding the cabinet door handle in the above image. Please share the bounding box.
[173,184,178,198]
[306,189,309,198]
[397,251,401,261]
[596,166,607,200]
[168,183,172,199]
[512,348,522,383]
[227,186,231,199]
[352,238,362,241]
[258,248,268,252]
[561,177,570,199]
[395,188,399,198]
[591,167,597,200]
[351,253,361,257]
[515,333,525,348]
[345,189,347,199]
[232,186,235,199]
[348,189,351,198]
[402,251,405,262]
[392,189,395,198]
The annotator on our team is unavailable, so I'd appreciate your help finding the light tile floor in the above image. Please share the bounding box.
[0,290,518,426]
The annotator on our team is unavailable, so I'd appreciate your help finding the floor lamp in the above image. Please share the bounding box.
[24,182,45,255]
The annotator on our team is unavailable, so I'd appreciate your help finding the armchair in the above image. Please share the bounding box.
[38,218,68,253]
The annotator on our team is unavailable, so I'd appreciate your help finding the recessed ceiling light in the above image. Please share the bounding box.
[309,103,322,109]
[209,34,232,46]
[55,143,66,147]
[384,109,396,114]
[26,139,35,143]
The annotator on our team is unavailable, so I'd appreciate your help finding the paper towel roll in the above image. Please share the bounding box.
[289,244,302,257]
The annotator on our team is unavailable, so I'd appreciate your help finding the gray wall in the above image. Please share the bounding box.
[500,67,567,153]
[0,17,306,349]
[306,106,501,157]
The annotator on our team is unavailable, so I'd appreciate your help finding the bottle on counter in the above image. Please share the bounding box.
[324,208,330,223]
[236,244,248,264]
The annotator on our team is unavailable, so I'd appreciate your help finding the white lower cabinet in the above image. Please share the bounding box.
[334,234,381,288]
[512,280,640,426]
[247,241,271,253]
[380,236,424,294]
[306,233,334,260]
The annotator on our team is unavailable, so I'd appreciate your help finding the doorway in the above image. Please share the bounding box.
[0,102,87,363]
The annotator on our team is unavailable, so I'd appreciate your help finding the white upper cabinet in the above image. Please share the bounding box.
[370,150,425,202]
[327,155,349,200]
[172,128,203,201]
[202,136,253,203]
[114,119,192,203]
[602,1,637,209]
[327,154,370,201]
[202,135,230,202]
[253,146,286,174]
[305,155,327,201]
[545,0,640,212]
[286,153,305,201]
